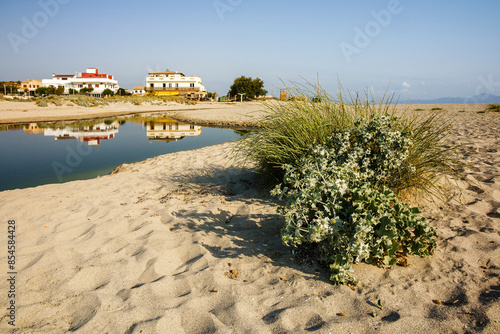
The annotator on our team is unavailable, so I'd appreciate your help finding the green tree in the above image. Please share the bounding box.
[46,86,56,95]
[0,81,20,95]
[35,87,48,96]
[116,88,129,96]
[102,88,114,97]
[68,88,78,95]
[228,76,267,100]
[55,85,65,96]
[79,87,94,95]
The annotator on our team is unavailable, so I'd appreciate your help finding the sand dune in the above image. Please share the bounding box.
[0,103,499,333]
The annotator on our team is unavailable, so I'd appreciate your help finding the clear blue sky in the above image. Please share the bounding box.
[1,0,499,100]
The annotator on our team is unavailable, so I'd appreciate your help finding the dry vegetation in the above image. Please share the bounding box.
[1,94,197,107]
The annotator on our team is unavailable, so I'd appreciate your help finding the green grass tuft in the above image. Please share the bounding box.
[486,103,500,112]
[236,81,465,201]
[36,99,48,107]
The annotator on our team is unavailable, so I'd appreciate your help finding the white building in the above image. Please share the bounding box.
[42,68,119,97]
[133,86,146,95]
[146,69,207,99]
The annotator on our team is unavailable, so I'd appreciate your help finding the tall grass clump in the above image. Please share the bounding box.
[237,81,465,284]
[238,81,464,200]
[37,99,48,107]
[486,103,500,112]
[236,82,372,178]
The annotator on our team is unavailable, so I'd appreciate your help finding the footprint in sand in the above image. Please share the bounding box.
[86,207,99,218]
[67,294,101,331]
[22,253,44,270]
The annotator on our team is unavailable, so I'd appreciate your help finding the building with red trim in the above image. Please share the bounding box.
[42,68,119,97]
[20,79,42,96]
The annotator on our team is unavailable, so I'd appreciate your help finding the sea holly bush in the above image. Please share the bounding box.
[271,115,438,284]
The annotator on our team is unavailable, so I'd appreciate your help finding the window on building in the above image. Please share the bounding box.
[175,83,178,88]
[150,84,154,88]
[96,84,99,88]
[88,84,92,88]
[190,83,194,88]
[163,83,166,88]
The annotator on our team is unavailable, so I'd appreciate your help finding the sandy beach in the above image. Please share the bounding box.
[0,100,499,333]
[0,100,268,127]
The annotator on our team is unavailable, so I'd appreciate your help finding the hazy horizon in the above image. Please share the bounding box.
[1,0,499,101]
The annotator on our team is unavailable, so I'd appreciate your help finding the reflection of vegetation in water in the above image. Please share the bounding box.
[35,115,182,130]
[1,112,256,135]
[140,116,178,123]
[35,117,129,130]
[0,124,23,132]
[232,128,258,138]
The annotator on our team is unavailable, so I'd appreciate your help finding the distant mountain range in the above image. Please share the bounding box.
[404,93,500,104]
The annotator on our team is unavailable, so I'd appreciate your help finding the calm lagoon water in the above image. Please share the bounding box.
[0,116,245,191]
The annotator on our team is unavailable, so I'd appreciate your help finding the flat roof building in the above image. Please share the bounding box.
[146,69,207,100]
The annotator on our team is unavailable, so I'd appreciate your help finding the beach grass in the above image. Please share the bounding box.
[36,98,48,107]
[486,103,500,112]
[236,82,465,201]
[5,94,196,107]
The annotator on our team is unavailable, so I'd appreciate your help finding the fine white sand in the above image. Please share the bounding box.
[0,101,499,333]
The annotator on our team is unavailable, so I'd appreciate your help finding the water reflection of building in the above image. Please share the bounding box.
[44,122,120,146]
[23,123,44,135]
[145,120,201,142]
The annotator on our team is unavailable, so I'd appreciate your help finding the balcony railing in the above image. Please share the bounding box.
[150,87,202,92]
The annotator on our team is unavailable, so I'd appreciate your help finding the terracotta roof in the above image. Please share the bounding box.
[53,74,75,78]
[133,86,146,90]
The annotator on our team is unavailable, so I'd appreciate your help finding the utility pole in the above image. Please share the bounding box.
[238,93,246,102]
